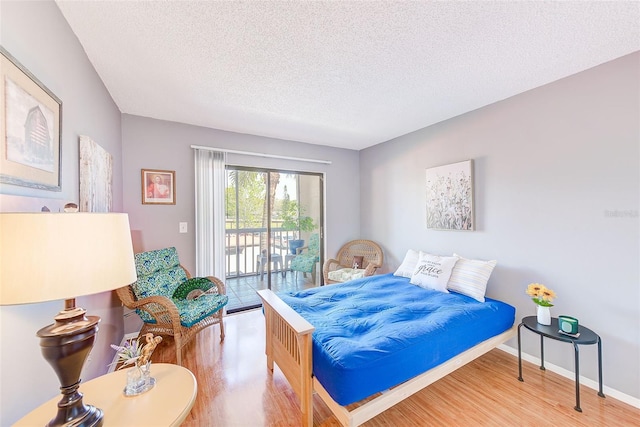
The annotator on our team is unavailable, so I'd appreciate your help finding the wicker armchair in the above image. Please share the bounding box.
[323,239,384,284]
[115,247,228,365]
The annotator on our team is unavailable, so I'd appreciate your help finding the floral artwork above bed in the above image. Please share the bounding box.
[425,160,474,231]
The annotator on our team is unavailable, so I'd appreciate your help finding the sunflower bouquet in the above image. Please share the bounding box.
[526,283,556,307]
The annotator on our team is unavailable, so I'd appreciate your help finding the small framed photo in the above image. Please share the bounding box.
[1,47,62,191]
[141,169,175,205]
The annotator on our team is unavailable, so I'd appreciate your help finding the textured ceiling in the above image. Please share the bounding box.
[55,1,640,150]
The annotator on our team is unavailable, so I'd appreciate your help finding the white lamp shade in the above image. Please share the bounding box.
[0,213,137,305]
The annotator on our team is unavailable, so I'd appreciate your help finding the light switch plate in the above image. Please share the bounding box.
[179,222,188,233]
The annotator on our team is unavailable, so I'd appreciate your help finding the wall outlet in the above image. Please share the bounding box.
[179,222,188,233]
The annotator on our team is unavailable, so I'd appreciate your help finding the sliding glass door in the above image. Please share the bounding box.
[224,166,323,312]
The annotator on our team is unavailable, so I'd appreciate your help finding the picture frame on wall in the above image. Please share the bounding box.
[79,135,113,213]
[425,159,474,231]
[0,47,62,191]
[141,169,176,205]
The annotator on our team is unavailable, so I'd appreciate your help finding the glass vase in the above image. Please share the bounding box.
[124,362,155,396]
[536,305,551,326]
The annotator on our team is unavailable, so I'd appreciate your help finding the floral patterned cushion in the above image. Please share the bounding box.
[290,233,320,274]
[174,294,228,327]
[132,247,188,298]
[135,247,182,276]
[290,253,319,273]
[133,266,188,299]
[136,294,228,327]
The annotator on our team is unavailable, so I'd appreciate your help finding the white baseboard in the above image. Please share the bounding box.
[498,344,640,409]
[107,332,140,373]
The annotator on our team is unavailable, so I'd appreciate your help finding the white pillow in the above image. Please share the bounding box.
[409,252,459,293]
[393,249,420,278]
[447,254,497,302]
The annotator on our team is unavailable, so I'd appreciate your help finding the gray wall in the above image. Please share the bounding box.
[360,52,640,400]
[121,114,361,282]
[0,1,125,425]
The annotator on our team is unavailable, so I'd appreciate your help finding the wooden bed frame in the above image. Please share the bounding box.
[257,289,517,427]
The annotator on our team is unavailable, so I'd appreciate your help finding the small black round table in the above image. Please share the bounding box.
[517,315,605,412]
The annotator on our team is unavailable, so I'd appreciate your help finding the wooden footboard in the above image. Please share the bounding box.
[315,326,517,426]
[258,289,517,427]
[257,289,315,427]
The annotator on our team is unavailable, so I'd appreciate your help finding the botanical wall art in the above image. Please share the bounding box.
[0,47,62,191]
[141,169,175,205]
[79,135,113,212]
[425,159,474,231]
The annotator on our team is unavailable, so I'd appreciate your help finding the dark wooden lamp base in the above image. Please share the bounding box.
[37,306,103,427]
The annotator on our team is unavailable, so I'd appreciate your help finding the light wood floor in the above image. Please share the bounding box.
[150,309,639,426]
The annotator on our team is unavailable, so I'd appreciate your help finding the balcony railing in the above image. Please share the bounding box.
[225,227,299,278]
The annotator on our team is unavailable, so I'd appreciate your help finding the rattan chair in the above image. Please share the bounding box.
[323,239,384,284]
[115,247,227,365]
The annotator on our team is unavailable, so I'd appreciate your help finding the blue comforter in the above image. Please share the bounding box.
[278,274,515,405]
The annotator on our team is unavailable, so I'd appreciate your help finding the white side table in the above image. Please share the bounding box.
[14,363,197,427]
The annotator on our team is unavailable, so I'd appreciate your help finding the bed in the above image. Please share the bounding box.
[257,273,516,426]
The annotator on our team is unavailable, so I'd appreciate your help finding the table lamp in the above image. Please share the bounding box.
[0,212,137,427]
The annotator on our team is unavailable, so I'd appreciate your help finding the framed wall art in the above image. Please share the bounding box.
[79,135,113,212]
[0,47,62,191]
[425,159,474,231]
[141,169,176,205]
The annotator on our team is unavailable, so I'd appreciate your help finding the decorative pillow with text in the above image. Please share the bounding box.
[410,252,459,293]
